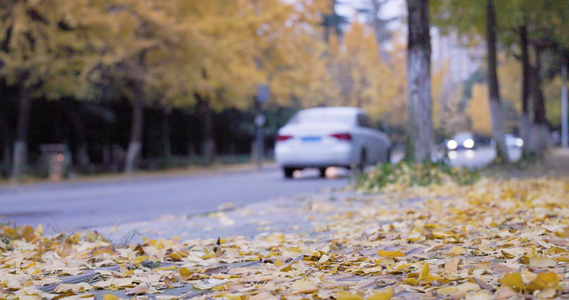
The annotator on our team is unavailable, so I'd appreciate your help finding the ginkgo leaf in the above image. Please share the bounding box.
[529,256,557,268]
[377,250,405,257]
[290,280,318,294]
[334,290,364,300]
[444,257,460,273]
[499,273,525,290]
[368,287,394,300]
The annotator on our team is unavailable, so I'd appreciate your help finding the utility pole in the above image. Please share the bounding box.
[562,61,568,148]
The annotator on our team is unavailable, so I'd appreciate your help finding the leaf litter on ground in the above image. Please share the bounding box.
[1,173,569,299]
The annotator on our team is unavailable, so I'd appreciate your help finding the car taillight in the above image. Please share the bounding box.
[277,134,293,142]
[330,133,352,141]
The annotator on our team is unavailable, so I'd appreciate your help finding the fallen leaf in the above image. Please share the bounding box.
[444,257,460,273]
[530,256,557,268]
[290,280,318,294]
[368,287,393,300]
[334,290,364,300]
[377,250,405,257]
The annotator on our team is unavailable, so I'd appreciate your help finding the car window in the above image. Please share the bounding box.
[357,114,373,128]
[287,112,355,125]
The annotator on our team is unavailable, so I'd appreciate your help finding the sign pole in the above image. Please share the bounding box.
[562,62,568,148]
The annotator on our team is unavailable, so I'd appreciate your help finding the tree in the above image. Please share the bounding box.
[0,0,111,180]
[405,0,433,162]
[486,0,509,162]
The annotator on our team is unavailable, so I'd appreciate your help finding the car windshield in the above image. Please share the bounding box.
[287,111,355,125]
[453,133,473,143]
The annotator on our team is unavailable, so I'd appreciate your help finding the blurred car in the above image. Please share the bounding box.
[446,132,476,151]
[274,107,392,179]
[505,134,523,148]
[490,134,524,148]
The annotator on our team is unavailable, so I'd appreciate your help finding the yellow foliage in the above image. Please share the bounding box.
[329,20,399,121]
[467,83,493,135]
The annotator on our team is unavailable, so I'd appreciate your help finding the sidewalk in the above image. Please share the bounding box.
[3,150,569,299]
[483,147,569,178]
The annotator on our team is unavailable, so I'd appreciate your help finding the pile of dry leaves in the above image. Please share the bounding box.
[1,177,569,299]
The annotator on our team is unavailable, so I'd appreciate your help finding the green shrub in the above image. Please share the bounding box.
[356,161,480,191]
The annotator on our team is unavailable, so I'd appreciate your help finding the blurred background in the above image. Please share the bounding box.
[0,0,567,181]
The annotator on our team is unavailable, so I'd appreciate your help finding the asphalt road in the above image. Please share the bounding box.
[0,146,518,232]
[0,167,350,232]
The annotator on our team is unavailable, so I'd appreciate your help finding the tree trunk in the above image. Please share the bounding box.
[11,85,32,181]
[486,0,508,162]
[161,107,172,159]
[197,96,216,165]
[529,45,548,156]
[125,52,146,173]
[520,24,532,159]
[405,0,433,162]
[1,120,11,176]
[125,95,144,173]
[66,106,90,168]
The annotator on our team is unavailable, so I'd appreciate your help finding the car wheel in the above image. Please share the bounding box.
[283,167,295,179]
[318,167,327,178]
[357,149,367,173]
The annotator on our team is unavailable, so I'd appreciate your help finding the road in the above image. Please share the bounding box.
[0,147,517,232]
[0,168,349,232]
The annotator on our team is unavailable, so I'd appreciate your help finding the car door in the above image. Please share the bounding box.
[356,114,384,163]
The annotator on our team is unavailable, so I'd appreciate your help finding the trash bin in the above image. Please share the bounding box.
[40,144,67,181]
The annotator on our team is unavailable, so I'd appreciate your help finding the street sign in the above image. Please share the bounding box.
[257,84,270,103]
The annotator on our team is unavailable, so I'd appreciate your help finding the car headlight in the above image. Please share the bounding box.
[463,139,474,148]
[447,140,458,150]
[516,139,523,147]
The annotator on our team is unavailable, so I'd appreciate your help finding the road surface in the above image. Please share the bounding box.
[0,146,517,232]
[0,168,349,232]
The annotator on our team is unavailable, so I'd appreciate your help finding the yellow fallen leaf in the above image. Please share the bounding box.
[418,263,440,282]
[529,256,557,268]
[290,280,318,294]
[368,287,393,300]
[335,290,364,300]
[103,295,120,300]
[19,225,37,243]
[91,246,119,257]
[527,272,559,292]
[34,224,43,236]
[499,273,525,290]
[449,246,467,255]
[274,259,284,267]
[377,250,405,257]
[444,257,460,273]
[179,267,194,281]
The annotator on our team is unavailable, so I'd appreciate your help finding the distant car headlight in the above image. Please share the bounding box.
[447,140,458,150]
[448,151,457,159]
[463,139,474,149]
[516,139,523,147]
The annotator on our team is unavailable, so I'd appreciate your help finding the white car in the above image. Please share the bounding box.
[274,107,392,178]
